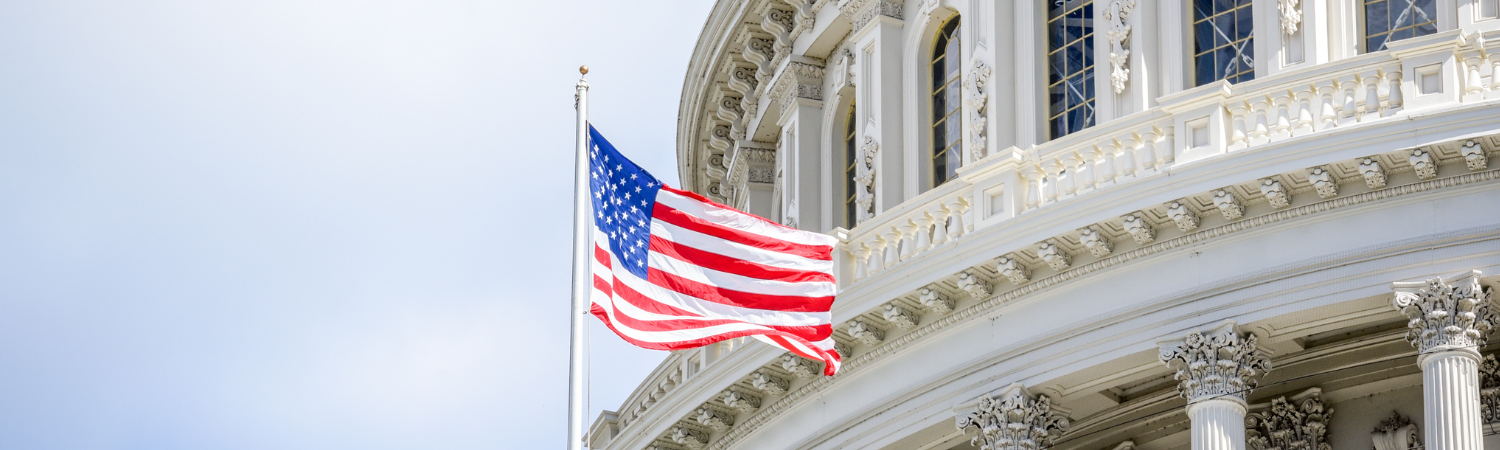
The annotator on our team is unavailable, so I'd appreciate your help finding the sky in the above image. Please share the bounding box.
[0,1,713,448]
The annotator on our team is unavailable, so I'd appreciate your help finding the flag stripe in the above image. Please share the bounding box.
[652,202,832,261]
[648,236,834,284]
[645,247,835,297]
[649,220,832,274]
[646,268,836,313]
[657,187,837,247]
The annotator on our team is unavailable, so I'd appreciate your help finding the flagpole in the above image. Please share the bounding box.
[567,65,591,450]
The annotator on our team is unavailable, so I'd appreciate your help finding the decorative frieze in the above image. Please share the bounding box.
[1104,0,1136,94]
[780,354,820,379]
[1122,214,1154,244]
[1246,389,1332,450]
[1309,167,1338,199]
[957,269,993,298]
[1410,148,1437,179]
[1213,189,1244,220]
[956,384,1071,450]
[847,319,886,345]
[996,257,1031,285]
[722,389,761,414]
[966,61,993,160]
[840,0,903,32]
[854,137,878,223]
[1261,178,1290,208]
[1371,412,1421,450]
[694,405,734,431]
[882,302,919,329]
[1391,270,1497,354]
[1462,140,1488,171]
[1167,201,1199,232]
[771,59,825,115]
[1037,241,1070,270]
[1079,227,1112,257]
[918,286,954,314]
[1360,158,1387,188]
[750,370,789,396]
[1158,322,1272,403]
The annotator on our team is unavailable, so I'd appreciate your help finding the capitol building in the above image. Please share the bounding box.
[589,0,1500,448]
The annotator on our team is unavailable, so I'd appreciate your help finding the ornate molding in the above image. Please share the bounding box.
[722,389,762,413]
[841,0,903,32]
[1104,0,1136,94]
[956,384,1071,450]
[694,404,734,431]
[1360,157,1388,188]
[1038,241,1070,270]
[749,370,789,396]
[1463,140,1489,171]
[1279,0,1302,35]
[1410,148,1437,179]
[847,318,886,345]
[1261,178,1290,208]
[1167,201,1199,232]
[1372,411,1421,450]
[996,257,1031,285]
[1213,189,1244,220]
[1079,227,1112,257]
[854,137,878,223]
[882,302,919,329]
[1158,322,1272,403]
[1122,213,1155,244]
[1246,388,1332,450]
[670,424,709,449]
[965,61,993,160]
[1309,167,1338,198]
[919,286,954,314]
[956,269,993,298]
[1391,270,1496,354]
[779,354,820,378]
[771,60,825,115]
[1482,354,1500,422]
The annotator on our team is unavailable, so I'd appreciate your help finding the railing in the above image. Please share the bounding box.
[840,179,975,282]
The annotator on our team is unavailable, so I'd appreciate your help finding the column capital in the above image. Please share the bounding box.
[1392,270,1496,355]
[1158,321,1272,404]
[956,383,1070,450]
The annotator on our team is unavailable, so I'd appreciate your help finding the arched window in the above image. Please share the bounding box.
[1364,0,1436,52]
[844,102,859,228]
[931,17,962,187]
[1048,0,1095,139]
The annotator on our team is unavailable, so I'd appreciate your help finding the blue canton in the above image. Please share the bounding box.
[588,126,662,279]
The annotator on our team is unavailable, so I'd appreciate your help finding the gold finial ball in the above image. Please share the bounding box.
[580,65,589,75]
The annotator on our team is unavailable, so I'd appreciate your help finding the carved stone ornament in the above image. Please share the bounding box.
[957,269,994,299]
[1463,140,1489,171]
[1481,354,1500,422]
[1038,242,1071,270]
[854,137,878,223]
[883,302,920,329]
[919,286,955,314]
[841,0,904,32]
[780,353,820,378]
[956,384,1071,450]
[1260,178,1290,208]
[1245,389,1332,450]
[1279,0,1302,35]
[847,318,886,345]
[966,60,993,160]
[694,405,734,431]
[1158,322,1272,403]
[750,370,789,396]
[722,389,762,413]
[1167,201,1199,232]
[835,340,853,359]
[1409,148,1437,179]
[1309,167,1337,199]
[1103,0,1136,94]
[996,257,1031,285]
[1371,411,1421,450]
[748,167,774,184]
[1360,158,1388,188]
[1079,227,1112,257]
[1391,270,1497,354]
[1122,214,1155,244]
[670,425,709,449]
[1213,189,1244,220]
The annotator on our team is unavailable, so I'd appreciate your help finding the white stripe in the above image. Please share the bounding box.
[650,219,833,274]
[656,189,838,247]
[609,256,830,327]
[646,250,835,297]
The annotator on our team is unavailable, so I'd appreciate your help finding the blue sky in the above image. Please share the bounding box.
[0,1,711,448]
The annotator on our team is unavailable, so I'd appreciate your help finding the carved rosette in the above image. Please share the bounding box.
[1213,190,1244,220]
[1245,390,1332,450]
[965,60,993,160]
[919,286,955,314]
[854,137,878,223]
[1079,227,1112,257]
[1360,158,1388,188]
[1391,270,1497,354]
[1158,322,1272,403]
[883,302,919,329]
[1279,0,1302,35]
[722,389,762,414]
[1104,0,1136,94]
[1481,354,1500,422]
[1372,412,1421,450]
[956,384,1071,450]
[750,371,789,396]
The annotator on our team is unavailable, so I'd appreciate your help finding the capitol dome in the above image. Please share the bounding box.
[588,0,1500,449]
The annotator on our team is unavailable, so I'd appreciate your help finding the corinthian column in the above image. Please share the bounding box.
[1158,322,1272,450]
[1392,270,1497,450]
[955,383,1070,450]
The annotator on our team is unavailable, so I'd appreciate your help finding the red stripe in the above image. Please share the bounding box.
[652,203,832,261]
[610,278,829,340]
[608,274,702,318]
[647,268,835,313]
[594,245,612,268]
[658,185,808,233]
[590,302,841,377]
[648,236,834,284]
[593,275,612,298]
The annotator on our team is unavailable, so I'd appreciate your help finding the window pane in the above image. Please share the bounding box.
[1367,1,1389,35]
[1195,21,1215,54]
[1194,0,1213,20]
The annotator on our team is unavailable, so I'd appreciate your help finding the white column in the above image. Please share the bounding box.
[1159,322,1272,450]
[1392,270,1496,450]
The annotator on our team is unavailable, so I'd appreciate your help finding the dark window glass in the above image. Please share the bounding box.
[1364,0,1437,52]
[844,103,858,228]
[931,17,962,187]
[1047,0,1095,139]
[1193,0,1254,85]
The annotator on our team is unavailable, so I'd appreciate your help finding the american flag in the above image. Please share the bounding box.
[586,126,841,376]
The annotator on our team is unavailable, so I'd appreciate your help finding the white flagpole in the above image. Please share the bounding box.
[567,65,591,450]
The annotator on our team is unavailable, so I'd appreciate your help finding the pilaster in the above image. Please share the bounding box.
[846,0,906,210]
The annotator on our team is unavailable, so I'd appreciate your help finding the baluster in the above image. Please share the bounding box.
[910,214,933,253]
[944,197,969,239]
[1386,71,1403,114]
[1074,151,1096,192]
[1091,145,1116,186]
[897,221,917,259]
[1136,128,1158,173]
[1340,77,1359,124]
[1491,57,1500,96]
[1317,81,1338,130]
[1043,161,1061,203]
[1250,96,1271,145]
[1228,102,1250,150]
[1466,56,1485,99]
[865,238,885,274]
[1024,166,1044,209]
[882,228,901,266]
[1272,91,1293,140]
[1157,125,1175,167]
[1361,72,1380,121]
[927,206,950,245]
[852,245,869,279]
[1116,137,1139,178]
[1051,159,1075,197]
[1294,84,1316,134]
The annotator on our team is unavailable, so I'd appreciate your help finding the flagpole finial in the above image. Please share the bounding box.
[580,65,589,76]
